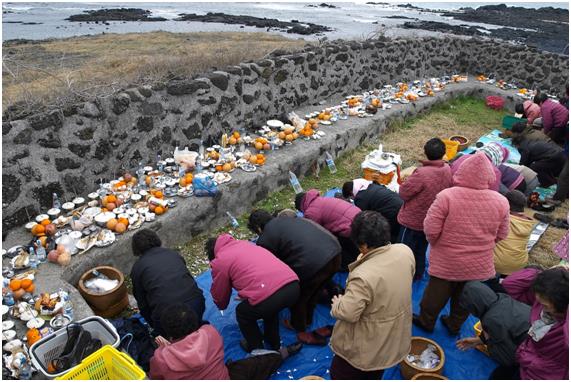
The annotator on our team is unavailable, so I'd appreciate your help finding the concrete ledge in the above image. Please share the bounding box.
[2,80,521,317]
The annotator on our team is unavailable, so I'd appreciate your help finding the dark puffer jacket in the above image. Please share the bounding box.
[131,247,205,333]
[354,183,404,242]
[256,217,341,281]
[518,139,564,166]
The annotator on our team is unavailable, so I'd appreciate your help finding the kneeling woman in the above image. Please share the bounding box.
[329,211,415,379]
[130,229,205,336]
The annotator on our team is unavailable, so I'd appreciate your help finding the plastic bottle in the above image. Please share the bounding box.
[61,290,74,321]
[289,171,303,194]
[325,152,338,174]
[137,162,145,187]
[157,154,163,172]
[29,247,38,270]
[18,356,32,380]
[36,239,47,263]
[226,212,239,228]
[4,290,15,306]
[52,193,61,210]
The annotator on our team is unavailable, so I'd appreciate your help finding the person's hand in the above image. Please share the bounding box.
[456,337,482,351]
[331,295,341,306]
[155,336,171,347]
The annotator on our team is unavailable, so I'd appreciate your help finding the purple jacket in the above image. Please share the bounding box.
[210,234,298,309]
[498,164,524,191]
[301,189,361,238]
[541,99,569,133]
[503,268,569,380]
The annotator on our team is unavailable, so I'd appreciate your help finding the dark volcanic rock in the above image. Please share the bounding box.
[32,182,64,209]
[55,157,81,171]
[3,175,21,205]
[13,128,33,144]
[175,12,332,35]
[306,3,339,9]
[166,79,210,96]
[66,8,166,22]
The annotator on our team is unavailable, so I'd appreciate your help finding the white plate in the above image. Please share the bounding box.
[266,120,284,129]
[319,120,332,125]
[2,330,16,341]
[88,192,99,200]
[72,197,85,205]
[94,212,116,226]
[35,214,49,223]
[1,305,9,316]
[27,317,45,329]
[20,310,38,321]
[83,207,102,219]
[62,202,75,211]
[25,222,37,230]
[2,320,14,330]
[47,208,61,217]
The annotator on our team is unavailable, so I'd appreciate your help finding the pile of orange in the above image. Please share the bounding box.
[228,131,241,145]
[277,126,298,143]
[300,120,316,137]
[347,97,360,107]
[253,137,270,151]
[31,218,53,237]
[371,98,381,107]
[27,328,42,346]
[10,278,35,300]
[179,172,194,187]
[106,217,129,234]
[149,203,167,215]
[476,75,486,81]
[317,111,331,121]
[427,89,435,96]
[406,93,418,102]
[248,153,266,166]
[153,190,164,199]
[399,84,409,92]
[101,194,120,211]
[215,162,235,172]
[395,91,404,99]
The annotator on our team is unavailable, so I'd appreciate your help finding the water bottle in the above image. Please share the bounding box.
[18,356,32,380]
[29,247,38,270]
[157,154,164,172]
[137,162,145,187]
[289,171,303,194]
[325,152,338,174]
[226,212,239,228]
[61,290,74,321]
[52,193,61,210]
[36,239,47,263]
[4,289,15,306]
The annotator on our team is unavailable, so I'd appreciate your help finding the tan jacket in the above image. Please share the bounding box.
[329,244,415,371]
[493,213,536,275]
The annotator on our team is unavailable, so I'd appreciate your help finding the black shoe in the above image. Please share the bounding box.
[440,315,460,336]
[53,328,94,372]
[552,219,569,229]
[58,324,82,358]
[412,314,433,333]
[534,213,553,224]
[285,342,303,357]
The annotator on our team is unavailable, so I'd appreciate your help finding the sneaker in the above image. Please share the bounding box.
[412,314,434,333]
[296,331,327,346]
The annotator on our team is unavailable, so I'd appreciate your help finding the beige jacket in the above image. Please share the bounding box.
[493,213,536,275]
[329,244,415,371]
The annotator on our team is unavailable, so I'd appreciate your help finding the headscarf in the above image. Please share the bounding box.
[480,142,509,167]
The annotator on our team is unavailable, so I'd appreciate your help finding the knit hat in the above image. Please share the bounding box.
[479,143,509,167]
[505,190,527,212]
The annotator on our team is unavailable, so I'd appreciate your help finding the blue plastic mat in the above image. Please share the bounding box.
[196,193,498,381]
[461,129,521,164]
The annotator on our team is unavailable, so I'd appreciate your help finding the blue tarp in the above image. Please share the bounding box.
[461,129,521,164]
[196,192,498,382]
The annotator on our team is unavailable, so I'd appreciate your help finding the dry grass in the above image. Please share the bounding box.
[2,31,308,112]
[177,96,567,274]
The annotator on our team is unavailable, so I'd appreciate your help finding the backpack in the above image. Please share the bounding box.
[109,314,157,372]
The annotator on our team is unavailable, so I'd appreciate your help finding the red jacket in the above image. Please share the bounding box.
[423,152,510,281]
[210,234,298,309]
[523,100,541,125]
[397,160,452,231]
[541,99,569,133]
[149,324,230,380]
[301,189,361,237]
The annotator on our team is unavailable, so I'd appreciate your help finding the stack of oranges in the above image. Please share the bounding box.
[149,190,167,215]
[406,93,418,102]
[248,153,266,166]
[106,217,129,234]
[253,137,270,151]
[10,278,35,300]
[317,111,331,121]
[215,162,236,172]
[179,172,194,187]
[101,194,122,211]
[277,126,298,143]
[476,75,487,81]
[31,218,50,236]
[371,98,381,108]
[300,120,316,137]
[228,131,241,145]
[347,97,360,107]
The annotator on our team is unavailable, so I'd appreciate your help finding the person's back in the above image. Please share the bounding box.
[397,158,452,232]
[522,100,541,125]
[210,234,298,309]
[354,182,403,237]
[451,154,502,191]
[150,324,229,380]
[130,231,205,333]
[540,98,569,132]
[424,152,510,281]
[299,189,360,237]
[256,217,340,281]
[460,282,531,367]
[518,138,563,164]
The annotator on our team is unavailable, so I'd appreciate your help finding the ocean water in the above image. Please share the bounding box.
[2,2,569,42]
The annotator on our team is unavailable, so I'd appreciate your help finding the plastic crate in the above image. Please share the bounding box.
[56,345,145,380]
[30,316,120,378]
[502,115,527,130]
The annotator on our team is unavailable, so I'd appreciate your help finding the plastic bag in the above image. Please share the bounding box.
[288,111,306,131]
[174,147,199,171]
[193,174,219,197]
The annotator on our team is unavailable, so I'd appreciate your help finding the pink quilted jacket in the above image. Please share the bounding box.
[423,152,510,281]
[397,160,453,231]
[301,189,361,238]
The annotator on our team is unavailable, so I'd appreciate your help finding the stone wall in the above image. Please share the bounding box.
[2,36,568,237]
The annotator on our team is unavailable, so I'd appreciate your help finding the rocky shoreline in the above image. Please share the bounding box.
[403,4,568,54]
[175,13,332,35]
[66,8,166,22]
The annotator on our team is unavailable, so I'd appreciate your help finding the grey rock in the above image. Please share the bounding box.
[68,143,91,158]
[112,93,131,114]
[140,102,164,116]
[207,72,230,91]
[2,174,21,205]
[13,128,33,144]
[79,102,101,118]
[136,116,154,132]
[166,79,210,96]
[55,157,81,171]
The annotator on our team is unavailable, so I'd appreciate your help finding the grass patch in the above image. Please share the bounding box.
[2,31,307,112]
[177,96,567,275]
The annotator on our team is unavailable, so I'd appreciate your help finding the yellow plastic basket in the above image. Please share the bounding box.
[55,345,145,380]
[442,139,459,161]
[473,321,489,356]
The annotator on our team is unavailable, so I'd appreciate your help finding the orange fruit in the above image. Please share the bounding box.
[154,191,163,199]
[27,328,41,347]
[278,132,286,140]
[9,279,22,291]
[179,178,188,187]
[145,176,151,185]
[21,279,33,289]
[114,223,127,234]
[106,218,118,231]
[40,219,51,226]
[222,163,232,172]
[107,195,117,203]
[215,165,223,172]
[185,173,193,182]
[106,202,116,211]
[285,134,294,142]
[232,131,240,139]
[254,142,263,151]
[118,217,129,226]
[155,206,165,215]
[24,283,35,293]
[249,156,258,165]
[38,235,48,248]
[229,137,237,145]
[308,118,318,125]
[47,362,57,374]
[32,224,45,236]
